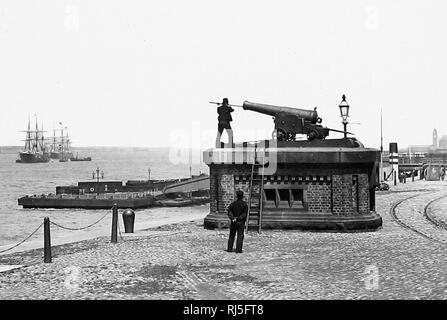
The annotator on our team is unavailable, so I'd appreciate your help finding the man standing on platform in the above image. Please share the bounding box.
[227,190,248,253]
[215,98,234,148]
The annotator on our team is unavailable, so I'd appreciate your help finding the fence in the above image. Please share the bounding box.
[0,204,125,263]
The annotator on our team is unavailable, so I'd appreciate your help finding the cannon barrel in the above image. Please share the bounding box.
[242,101,320,123]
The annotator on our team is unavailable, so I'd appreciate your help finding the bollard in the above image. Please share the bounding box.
[412,170,415,182]
[122,209,135,233]
[111,204,118,243]
[44,217,52,263]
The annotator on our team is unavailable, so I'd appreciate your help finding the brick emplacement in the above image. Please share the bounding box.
[203,145,382,231]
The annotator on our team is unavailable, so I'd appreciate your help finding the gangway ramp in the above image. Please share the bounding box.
[163,175,209,194]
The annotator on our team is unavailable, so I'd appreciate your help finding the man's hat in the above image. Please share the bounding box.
[222,98,229,104]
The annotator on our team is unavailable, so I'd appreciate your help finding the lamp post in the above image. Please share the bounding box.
[339,94,350,138]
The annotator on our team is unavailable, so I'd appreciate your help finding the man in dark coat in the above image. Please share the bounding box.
[227,190,248,253]
[215,97,234,147]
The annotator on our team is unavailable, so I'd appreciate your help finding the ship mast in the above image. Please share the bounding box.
[52,126,57,153]
[34,115,39,153]
[60,122,64,156]
[65,126,70,153]
[41,122,45,152]
[24,114,31,152]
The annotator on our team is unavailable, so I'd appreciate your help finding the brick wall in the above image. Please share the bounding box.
[218,174,235,213]
[209,164,373,216]
[352,175,357,212]
[306,182,332,213]
[210,174,218,213]
[358,173,370,214]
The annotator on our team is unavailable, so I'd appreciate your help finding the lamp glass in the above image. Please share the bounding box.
[339,105,349,119]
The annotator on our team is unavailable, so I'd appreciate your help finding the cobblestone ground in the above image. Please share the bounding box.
[428,194,447,227]
[1,180,447,299]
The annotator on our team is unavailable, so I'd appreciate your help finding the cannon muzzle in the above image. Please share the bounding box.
[242,101,320,124]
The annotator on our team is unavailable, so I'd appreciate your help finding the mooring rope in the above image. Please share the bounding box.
[50,211,110,231]
[0,223,44,254]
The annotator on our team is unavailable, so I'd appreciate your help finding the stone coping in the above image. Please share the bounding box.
[203,147,379,164]
[204,212,383,232]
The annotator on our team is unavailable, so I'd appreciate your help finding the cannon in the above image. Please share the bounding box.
[242,101,349,141]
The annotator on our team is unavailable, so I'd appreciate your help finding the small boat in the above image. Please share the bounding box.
[157,196,210,207]
[158,198,195,207]
[70,153,92,161]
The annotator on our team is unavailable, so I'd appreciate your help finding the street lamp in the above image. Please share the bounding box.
[339,94,350,138]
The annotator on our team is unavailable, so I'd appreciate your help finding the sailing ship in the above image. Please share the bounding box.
[16,116,50,163]
[49,123,73,160]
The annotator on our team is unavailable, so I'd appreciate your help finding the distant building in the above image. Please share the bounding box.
[392,128,447,165]
[439,135,447,150]
[404,128,441,154]
[433,128,438,149]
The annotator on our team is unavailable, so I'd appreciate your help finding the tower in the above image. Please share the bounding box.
[433,128,438,149]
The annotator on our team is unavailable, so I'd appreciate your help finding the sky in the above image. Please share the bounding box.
[1,0,446,150]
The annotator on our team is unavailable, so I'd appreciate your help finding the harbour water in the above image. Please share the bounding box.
[0,147,208,249]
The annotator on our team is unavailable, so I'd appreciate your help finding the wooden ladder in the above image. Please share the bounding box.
[245,157,265,233]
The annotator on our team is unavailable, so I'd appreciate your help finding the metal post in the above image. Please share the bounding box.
[44,217,52,263]
[412,170,415,182]
[111,204,118,243]
[394,171,397,186]
[343,122,347,138]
